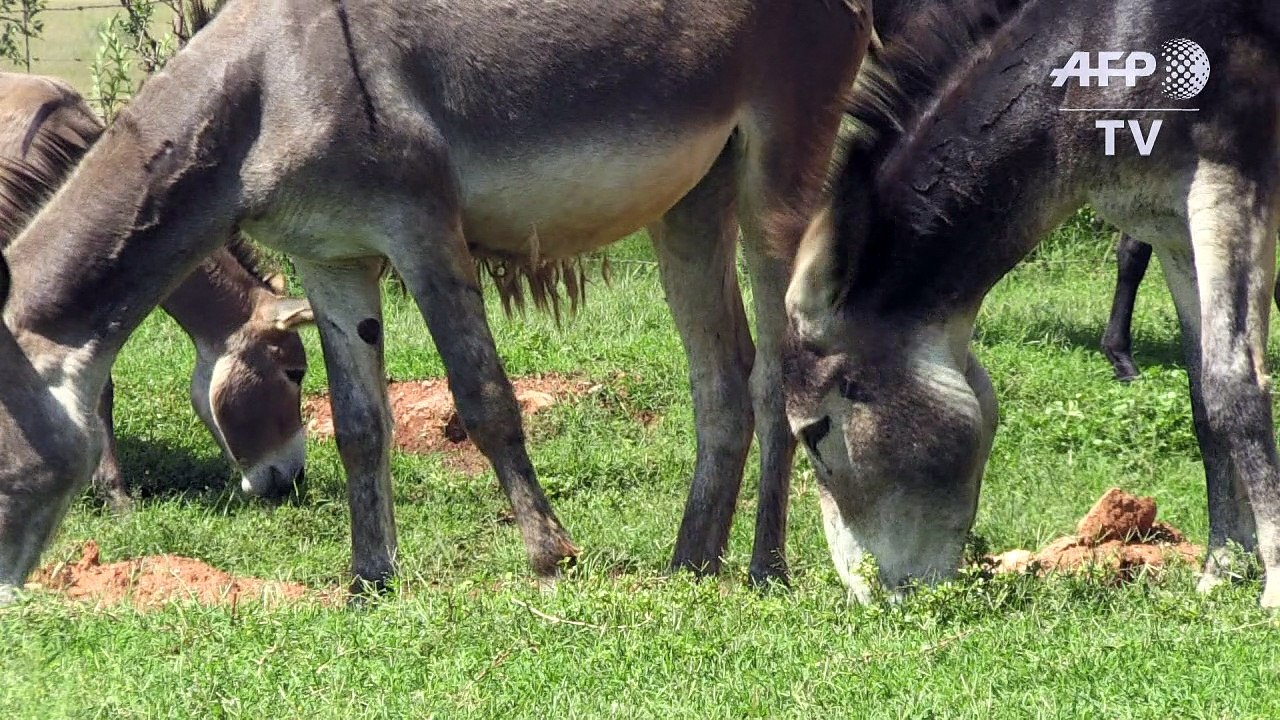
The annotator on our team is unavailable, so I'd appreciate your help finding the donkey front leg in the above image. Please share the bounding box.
[1151,243,1258,591]
[1102,234,1153,382]
[390,220,577,578]
[292,257,397,592]
[650,148,756,576]
[1185,168,1280,607]
[92,377,134,513]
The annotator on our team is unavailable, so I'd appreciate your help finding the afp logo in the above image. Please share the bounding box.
[1051,39,1211,98]
[1052,39,1211,157]
[1158,39,1211,99]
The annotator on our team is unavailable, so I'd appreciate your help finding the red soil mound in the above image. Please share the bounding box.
[987,487,1202,581]
[304,374,593,474]
[29,541,312,609]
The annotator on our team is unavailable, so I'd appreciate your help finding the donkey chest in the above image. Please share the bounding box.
[452,124,734,258]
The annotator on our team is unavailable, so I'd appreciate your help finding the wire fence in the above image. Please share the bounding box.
[0,0,172,74]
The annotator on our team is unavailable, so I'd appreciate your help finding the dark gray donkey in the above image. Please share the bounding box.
[0,0,871,602]
[785,0,1280,604]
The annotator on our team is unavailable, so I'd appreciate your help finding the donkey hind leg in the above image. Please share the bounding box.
[1185,169,1280,607]
[389,218,576,578]
[292,257,397,593]
[91,377,133,513]
[1149,243,1257,592]
[653,145,756,576]
[1102,234,1154,381]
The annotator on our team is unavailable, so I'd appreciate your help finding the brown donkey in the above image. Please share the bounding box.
[0,72,314,511]
[0,0,870,599]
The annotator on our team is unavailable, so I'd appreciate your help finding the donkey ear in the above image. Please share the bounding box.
[264,273,288,295]
[785,208,845,345]
[268,297,314,331]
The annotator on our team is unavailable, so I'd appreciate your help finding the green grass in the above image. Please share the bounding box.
[0,0,176,95]
[6,219,1280,718]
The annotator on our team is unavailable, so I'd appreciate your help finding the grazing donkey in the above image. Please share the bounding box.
[0,72,314,509]
[1102,233,1280,381]
[0,0,871,600]
[785,0,1280,604]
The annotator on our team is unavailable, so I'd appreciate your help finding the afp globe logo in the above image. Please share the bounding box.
[1160,38,1210,99]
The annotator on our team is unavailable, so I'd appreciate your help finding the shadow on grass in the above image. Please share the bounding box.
[977,315,1187,372]
[107,436,264,513]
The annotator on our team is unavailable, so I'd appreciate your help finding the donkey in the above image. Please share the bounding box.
[785,0,1280,604]
[0,72,314,510]
[1102,233,1280,381]
[0,0,871,599]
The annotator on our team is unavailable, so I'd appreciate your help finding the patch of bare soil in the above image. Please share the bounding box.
[986,487,1202,582]
[28,541,314,609]
[304,374,595,474]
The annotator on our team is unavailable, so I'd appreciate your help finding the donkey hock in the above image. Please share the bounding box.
[0,0,870,597]
[785,0,1280,605]
[0,72,313,510]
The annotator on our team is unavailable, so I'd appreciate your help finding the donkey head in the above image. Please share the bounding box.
[782,207,998,602]
[188,276,313,501]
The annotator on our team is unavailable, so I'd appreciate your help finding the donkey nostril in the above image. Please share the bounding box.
[800,416,831,453]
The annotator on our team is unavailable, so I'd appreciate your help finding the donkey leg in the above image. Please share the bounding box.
[739,213,800,586]
[1102,234,1153,381]
[737,108,851,585]
[91,377,133,513]
[292,257,397,592]
[390,222,577,578]
[1150,243,1256,591]
[1184,170,1280,607]
[652,148,756,576]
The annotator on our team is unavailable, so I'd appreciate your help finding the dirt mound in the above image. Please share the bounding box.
[304,374,594,473]
[29,541,312,609]
[987,487,1202,581]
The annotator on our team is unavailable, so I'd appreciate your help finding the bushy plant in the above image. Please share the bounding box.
[0,0,45,70]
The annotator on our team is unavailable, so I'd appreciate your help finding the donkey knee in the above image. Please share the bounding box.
[452,381,526,454]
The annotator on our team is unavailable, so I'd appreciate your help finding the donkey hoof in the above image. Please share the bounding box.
[669,555,723,578]
[1259,576,1280,609]
[748,563,791,591]
[1103,351,1141,382]
[530,534,580,578]
[347,571,395,601]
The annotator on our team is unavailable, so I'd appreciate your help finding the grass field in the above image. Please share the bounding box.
[3,18,1280,716]
[4,213,1280,718]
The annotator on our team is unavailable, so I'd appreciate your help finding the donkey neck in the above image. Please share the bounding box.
[843,0,1086,322]
[2,16,262,403]
[161,250,270,354]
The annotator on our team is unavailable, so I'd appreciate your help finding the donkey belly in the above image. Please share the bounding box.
[454,122,734,259]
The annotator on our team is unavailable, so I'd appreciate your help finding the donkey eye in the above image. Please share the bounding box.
[285,369,306,384]
[839,377,869,403]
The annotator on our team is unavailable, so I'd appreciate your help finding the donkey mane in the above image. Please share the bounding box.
[830,0,1028,304]
[0,127,85,248]
[844,0,1024,169]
